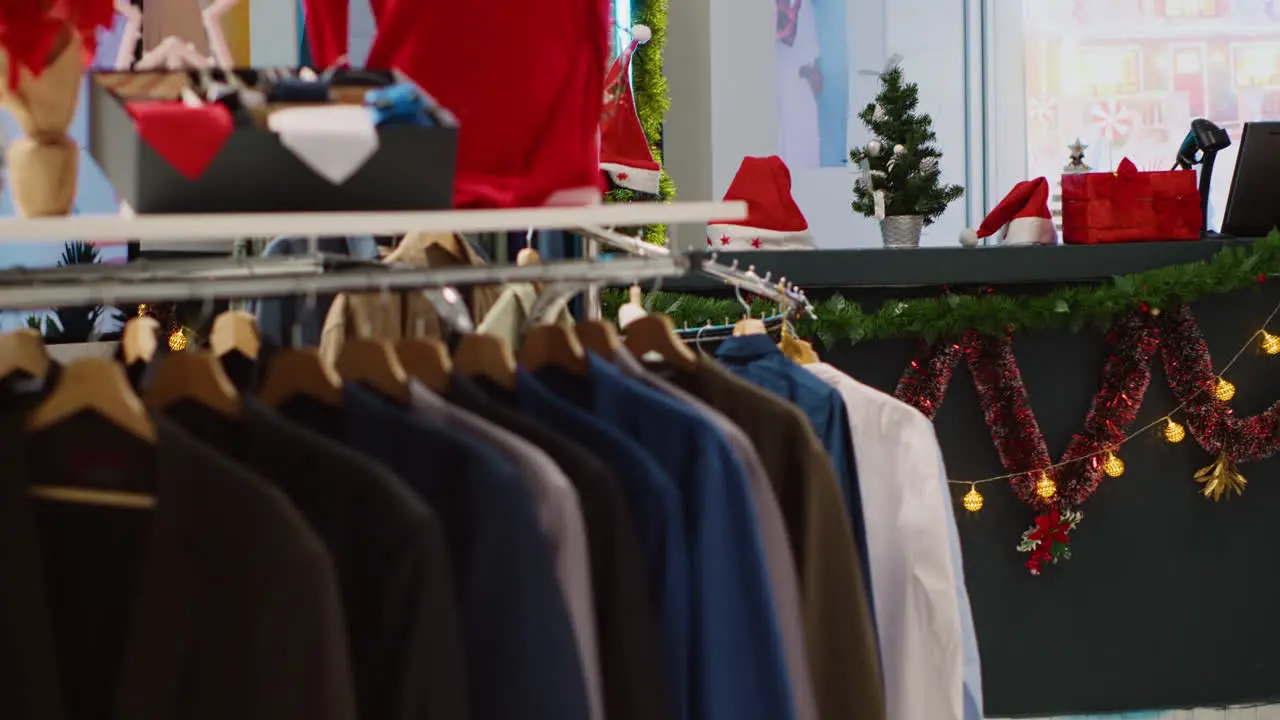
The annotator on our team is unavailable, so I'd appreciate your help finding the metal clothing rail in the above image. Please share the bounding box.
[0,254,369,286]
[0,201,746,243]
[0,255,694,311]
[575,228,815,318]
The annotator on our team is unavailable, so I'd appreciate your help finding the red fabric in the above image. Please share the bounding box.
[366,0,609,208]
[0,0,112,90]
[600,41,659,176]
[977,177,1052,238]
[126,101,234,181]
[712,156,809,232]
[301,0,348,68]
[1061,158,1201,244]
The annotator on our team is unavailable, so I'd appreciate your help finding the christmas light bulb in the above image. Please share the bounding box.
[168,330,188,352]
[1262,331,1280,356]
[962,484,983,513]
[1035,472,1057,500]
[137,303,148,317]
[1103,452,1125,478]
[1215,377,1236,402]
[1164,418,1186,444]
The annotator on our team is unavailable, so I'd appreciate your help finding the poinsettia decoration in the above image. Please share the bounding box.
[1017,508,1083,576]
[0,0,113,88]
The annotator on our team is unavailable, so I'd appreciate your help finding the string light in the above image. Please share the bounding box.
[1103,451,1125,478]
[1035,472,1057,499]
[1262,331,1280,355]
[945,305,1280,508]
[962,484,984,512]
[168,329,187,352]
[136,303,148,317]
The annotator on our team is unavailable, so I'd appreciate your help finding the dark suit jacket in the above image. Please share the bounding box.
[448,376,672,720]
[163,399,468,720]
[342,383,591,720]
[0,415,355,720]
[662,358,886,720]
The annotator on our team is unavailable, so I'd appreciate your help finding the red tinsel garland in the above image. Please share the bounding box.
[894,305,1280,574]
[1160,305,1280,463]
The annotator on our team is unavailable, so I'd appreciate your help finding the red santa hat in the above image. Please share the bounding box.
[600,25,661,195]
[960,177,1058,247]
[706,155,815,251]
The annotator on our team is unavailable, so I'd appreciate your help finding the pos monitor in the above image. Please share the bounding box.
[1222,122,1280,238]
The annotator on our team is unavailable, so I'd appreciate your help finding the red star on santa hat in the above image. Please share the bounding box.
[720,236,730,245]
[751,238,762,248]
[617,172,630,181]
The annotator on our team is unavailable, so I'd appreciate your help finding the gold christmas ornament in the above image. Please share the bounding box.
[1215,377,1236,402]
[1163,418,1186,444]
[1035,472,1057,500]
[962,484,983,512]
[137,303,148,317]
[1103,452,1125,478]
[168,330,188,352]
[1194,452,1247,501]
[1262,331,1280,356]
[1149,307,1161,317]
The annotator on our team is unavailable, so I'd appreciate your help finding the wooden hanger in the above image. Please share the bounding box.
[0,328,50,381]
[143,349,241,418]
[623,314,697,372]
[209,310,261,360]
[396,337,452,394]
[121,317,161,366]
[336,338,410,404]
[733,317,769,336]
[257,348,342,407]
[778,323,820,365]
[575,319,621,360]
[454,334,517,391]
[28,356,157,442]
[519,325,588,375]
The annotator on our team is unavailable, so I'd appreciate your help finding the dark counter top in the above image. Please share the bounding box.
[661,237,1261,291]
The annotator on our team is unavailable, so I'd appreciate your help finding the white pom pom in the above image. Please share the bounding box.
[893,144,906,156]
[632,24,652,44]
[959,228,980,248]
[867,140,882,157]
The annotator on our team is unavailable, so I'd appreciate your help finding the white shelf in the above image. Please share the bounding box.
[0,201,746,244]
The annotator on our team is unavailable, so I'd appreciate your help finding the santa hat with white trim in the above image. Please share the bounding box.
[600,25,662,195]
[960,177,1058,247]
[707,155,816,251]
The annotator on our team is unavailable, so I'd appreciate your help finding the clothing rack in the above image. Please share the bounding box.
[0,255,692,310]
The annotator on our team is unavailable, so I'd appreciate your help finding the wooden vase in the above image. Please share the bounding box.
[0,30,84,217]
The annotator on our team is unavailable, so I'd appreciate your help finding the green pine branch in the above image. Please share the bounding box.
[603,231,1280,347]
[849,63,963,225]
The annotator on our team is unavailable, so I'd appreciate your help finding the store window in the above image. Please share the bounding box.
[1018,0,1280,226]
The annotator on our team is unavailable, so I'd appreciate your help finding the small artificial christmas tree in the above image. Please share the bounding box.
[849,61,964,228]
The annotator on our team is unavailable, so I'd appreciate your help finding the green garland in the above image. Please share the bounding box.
[605,0,676,246]
[603,231,1280,345]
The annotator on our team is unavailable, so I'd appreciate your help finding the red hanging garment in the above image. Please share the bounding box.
[363,0,609,208]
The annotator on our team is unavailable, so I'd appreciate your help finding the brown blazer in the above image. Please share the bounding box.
[667,358,885,720]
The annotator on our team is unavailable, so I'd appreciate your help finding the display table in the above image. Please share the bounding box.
[671,239,1280,717]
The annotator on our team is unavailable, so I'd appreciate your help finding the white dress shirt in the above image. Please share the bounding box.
[806,362,977,720]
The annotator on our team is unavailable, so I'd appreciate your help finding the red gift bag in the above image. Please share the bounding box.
[1061,158,1201,244]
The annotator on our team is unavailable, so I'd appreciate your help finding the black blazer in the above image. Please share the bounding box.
[448,376,673,720]
[0,415,356,720]
[163,399,469,720]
